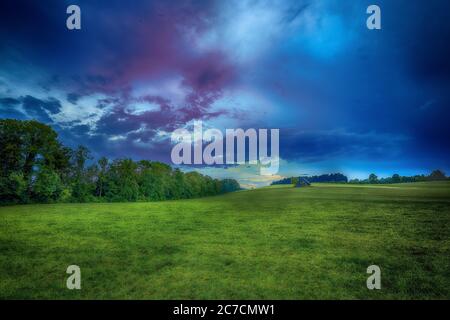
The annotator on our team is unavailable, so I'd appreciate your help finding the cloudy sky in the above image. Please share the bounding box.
[1,0,449,187]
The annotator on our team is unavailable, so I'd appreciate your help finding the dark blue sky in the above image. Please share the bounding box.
[1,0,449,187]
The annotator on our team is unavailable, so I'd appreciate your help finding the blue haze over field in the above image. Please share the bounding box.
[1,0,449,187]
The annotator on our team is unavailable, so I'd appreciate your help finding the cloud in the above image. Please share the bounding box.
[0,94,62,123]
[1,0,450,180]
[0,97,26,119]
[22,95,61,114]
[280,128,409,163]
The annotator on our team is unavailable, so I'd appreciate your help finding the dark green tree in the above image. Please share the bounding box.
[70,145,94,202]
[0,119,71,203]
[429,170,446,181]
[32,166,63,202]
[0,119,241,204]
[96,157,109,198]
[368,173,378,184]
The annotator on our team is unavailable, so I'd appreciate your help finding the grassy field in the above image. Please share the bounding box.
[1,181,449,299]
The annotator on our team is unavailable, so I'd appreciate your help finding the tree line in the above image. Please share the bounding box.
[272,171,448,186]
[271,173,348,185]
[0,119,240,205]
[348,171,448,184]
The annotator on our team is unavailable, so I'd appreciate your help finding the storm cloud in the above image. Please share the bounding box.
[1,0,449,182]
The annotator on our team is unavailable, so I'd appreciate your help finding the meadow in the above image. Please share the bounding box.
[1,181,449,299]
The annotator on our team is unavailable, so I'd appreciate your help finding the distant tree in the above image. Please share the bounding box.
[307,173,348,183]
[220,179,241,193]
[368,173,378,184]
[429,170,446,181]
[272,173,348,185]
[271,177,292,185]
[414,174,427,182]
[392,174,401,183]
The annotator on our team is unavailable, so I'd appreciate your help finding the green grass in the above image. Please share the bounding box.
[1,181,450,299]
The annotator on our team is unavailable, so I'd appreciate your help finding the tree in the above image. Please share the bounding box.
[0,119,67,180]
[0,119,71,203]
[21,121,61,184]
[0,119,241,204]
[392,174,401,183]
[368,173,378,184]
[171,168,188,199]
[105,159,139,201]
[220,179,241,193]
[96,157,109,198]
[0,172,27,204]
[70,145,94,202]
[429,170,446,181]
[0,119,23,175]
[32,167,63,202]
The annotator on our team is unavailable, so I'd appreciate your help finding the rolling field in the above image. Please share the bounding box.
[1,182,450,299]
